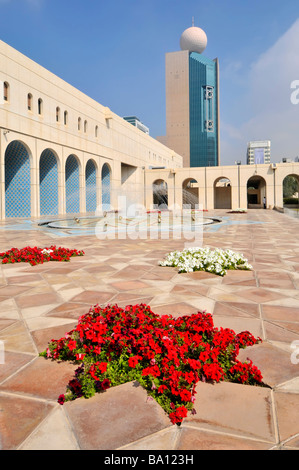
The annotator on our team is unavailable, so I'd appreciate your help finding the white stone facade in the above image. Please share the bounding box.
[0,40,182,219]
[0,39,298,219]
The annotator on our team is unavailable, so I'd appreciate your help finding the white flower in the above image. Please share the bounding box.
[159,247,252,276]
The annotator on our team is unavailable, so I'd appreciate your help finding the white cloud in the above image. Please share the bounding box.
[221,19,299,165]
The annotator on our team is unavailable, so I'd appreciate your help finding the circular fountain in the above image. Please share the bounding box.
[39,185,222,236]
[40,210,221,237]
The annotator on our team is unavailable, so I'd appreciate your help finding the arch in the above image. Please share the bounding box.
[182,178,199,209]
[214,177,232,209]
[65,154,80,214]
[247,175,266,208]
[86,159,97,212]
[101,163,111,209]
[5,140,31,217]
[84,120,88,133]
[283,173,299,207]
[40,149,59,215]
[153,179,168,208]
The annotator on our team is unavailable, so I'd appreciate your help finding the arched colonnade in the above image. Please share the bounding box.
[2,139,112,218]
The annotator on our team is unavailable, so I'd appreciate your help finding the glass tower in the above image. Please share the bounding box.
[189,53,219,167]
[160,23,220,168]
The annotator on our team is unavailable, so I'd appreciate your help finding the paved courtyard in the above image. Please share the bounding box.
[0,209,299,450]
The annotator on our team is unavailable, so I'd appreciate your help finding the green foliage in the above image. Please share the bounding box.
[283,197,299,205]
[283,176,298,198]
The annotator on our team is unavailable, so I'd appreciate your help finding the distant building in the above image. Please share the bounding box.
[123,116,149,134]
[157,21,220,168]
[247,141,271,165]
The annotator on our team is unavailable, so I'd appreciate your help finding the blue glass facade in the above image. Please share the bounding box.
[65,155,80,214]
[5,141,31,217]
[85,160,97,212]
[101,163,111,209]
[189,52,219,167]
[40,149,58,215]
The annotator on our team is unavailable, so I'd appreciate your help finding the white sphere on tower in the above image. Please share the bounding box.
[180,22,207,54]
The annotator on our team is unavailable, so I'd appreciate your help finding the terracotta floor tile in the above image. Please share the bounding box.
[274,392,299,442]
[236,288,287,303]
[213,302,256,318]
[15,293,61,309]
[0,321,37,354]
[121,427,178,450]
[263,321,299,343]
[0,319,17,331]
[222,278,257,287]
[0,351,34,383]
[7,274,42,285]
[110,292,152,303]
[70,290,115,305]
[0,356,77,400]
[31,323,77,353]
[0,393,54,450]
[179,271,219,280]
[238,342,298,387]
[0,285,32,297]
[18,407,79,450]
[45,266,76,274]
[0,209,298,449]
[262,305,299,322]
[273,321,299,335]
[152,302,199,316]
[109,280,150,291]
[64,382,171,450]
[185,381,275,442]
[259,279,295,289]
[46,302,92,318]
[177,428,272,450]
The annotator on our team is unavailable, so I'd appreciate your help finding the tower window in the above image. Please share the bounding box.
[78,117,81,131]
[95,125,98,138]
[84,120,88,133]
[64,110,68,125]
[27,93,33,111]
[3,82,9,102]
[203,86,214,132]
[56,107,60,122]
[38,98,43,115]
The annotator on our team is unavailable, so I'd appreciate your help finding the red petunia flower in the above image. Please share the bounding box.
[58,394,65,405]
[67,340,77,351]
[128,355,141,368]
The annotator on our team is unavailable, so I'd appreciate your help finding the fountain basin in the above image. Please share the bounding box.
[40,211,221,234]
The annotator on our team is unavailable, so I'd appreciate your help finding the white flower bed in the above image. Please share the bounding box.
[159,247,252,276]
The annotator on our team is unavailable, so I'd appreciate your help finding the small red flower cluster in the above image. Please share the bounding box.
[0,246,84,266]
[42,303,264,425]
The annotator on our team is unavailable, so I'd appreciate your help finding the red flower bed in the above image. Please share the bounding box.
[41,303,265,425]
[0,246,84,266]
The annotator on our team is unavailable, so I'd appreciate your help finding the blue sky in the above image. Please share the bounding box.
[1,0,299,165]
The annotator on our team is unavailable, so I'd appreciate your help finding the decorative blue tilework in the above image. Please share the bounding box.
[65,155,80,214]
[85,159,97,212]
[102,163,111,209]
[5,141,31,218]
[40,149,59,216]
